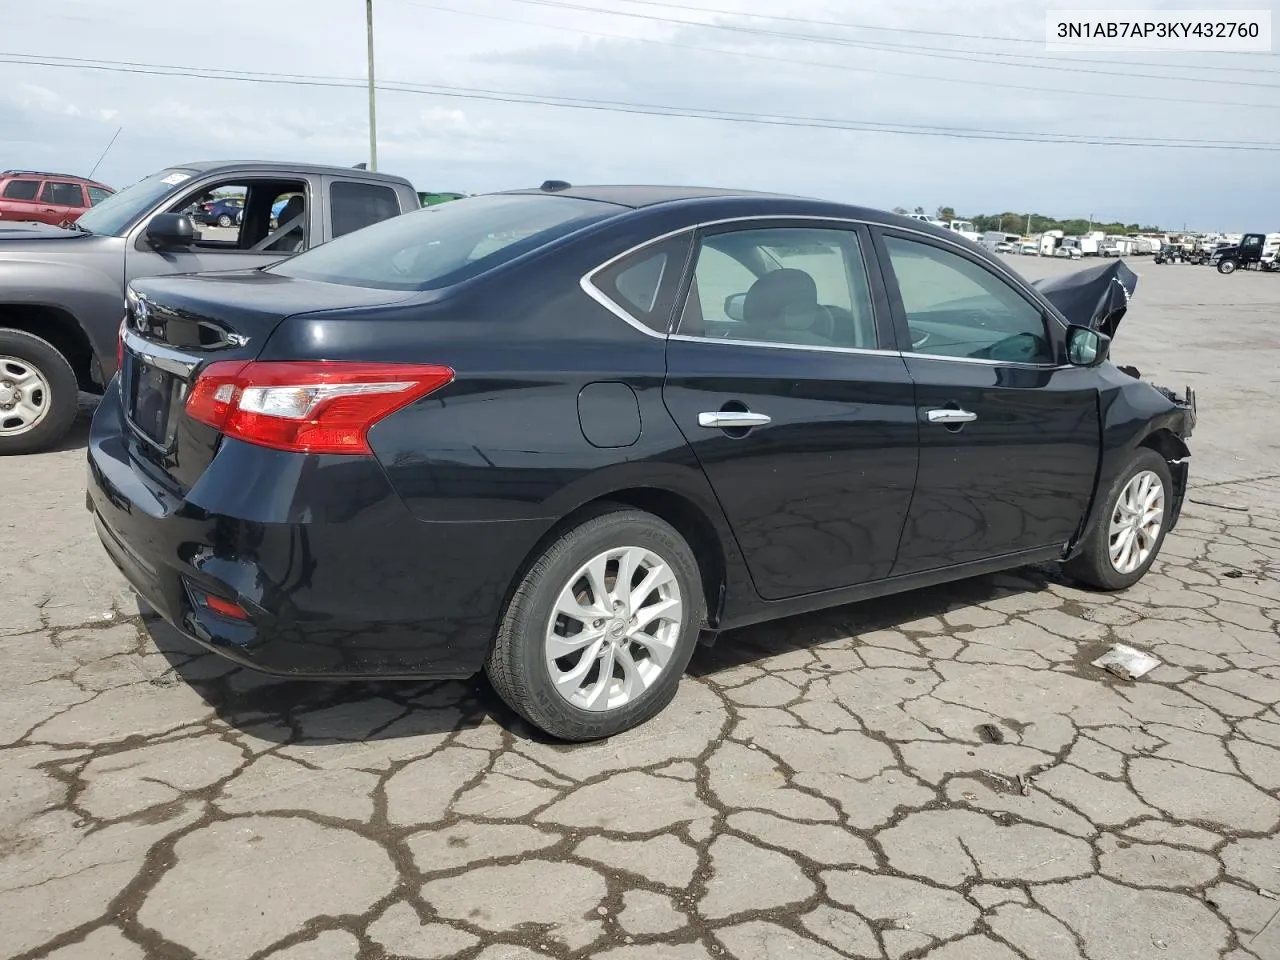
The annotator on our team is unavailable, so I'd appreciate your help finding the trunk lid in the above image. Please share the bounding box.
[121,269,414,493]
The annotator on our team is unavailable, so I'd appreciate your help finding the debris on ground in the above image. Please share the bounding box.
[977,723,1005,744]
[1092,644,1162,681]
[1259,888,1279,901]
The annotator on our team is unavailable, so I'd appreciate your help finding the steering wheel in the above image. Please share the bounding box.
[911,329,931,350]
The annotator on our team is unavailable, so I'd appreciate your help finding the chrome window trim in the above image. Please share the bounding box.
[579,225,697,340]
[579,213,1069,355]
[668,333,901,359]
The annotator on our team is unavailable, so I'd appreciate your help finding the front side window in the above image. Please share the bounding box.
[882,235,1054,364]
[271,193,624,291]
[2,179,40,201]
[166,180,306,252]
[41,182,85,207]
[676,226,878,349]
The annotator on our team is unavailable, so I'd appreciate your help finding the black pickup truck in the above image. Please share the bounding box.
[0,161,419,454]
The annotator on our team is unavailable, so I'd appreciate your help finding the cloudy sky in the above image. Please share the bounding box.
[2,0,1278,229]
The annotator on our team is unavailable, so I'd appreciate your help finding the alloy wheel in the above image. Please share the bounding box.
[0,356,52,437]
[1108,470,1165,575]
[544,545,684,712]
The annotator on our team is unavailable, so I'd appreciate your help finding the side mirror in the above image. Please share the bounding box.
[1066,325,1110,367]
[723,293,747,322]
[145,213,195,249]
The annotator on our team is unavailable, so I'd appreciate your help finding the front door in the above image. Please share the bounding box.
[124,176,315,285]
[662,222,919,600]
[873,229,1100,575]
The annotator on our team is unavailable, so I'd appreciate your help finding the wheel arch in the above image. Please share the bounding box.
[0,303,99,391]
[495,484,733,654]
[1137,427,1190,463]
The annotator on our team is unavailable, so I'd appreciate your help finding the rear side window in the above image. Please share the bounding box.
[41,182,85,206]
[588,234,692,334]
[2,179,40,201]
[87,186,112,206]
[271,193,623,291]
[330,181,402,238]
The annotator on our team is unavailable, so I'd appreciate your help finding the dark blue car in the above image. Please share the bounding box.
[193,197,243,227]
[87,183,1195,741]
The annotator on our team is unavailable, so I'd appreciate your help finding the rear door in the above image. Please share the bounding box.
[661,221,919,600]
[871,228,1100,575]
[39,181,88,224]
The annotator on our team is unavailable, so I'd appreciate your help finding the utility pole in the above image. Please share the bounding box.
[1025,213,1031,234]
[366,0,378,171]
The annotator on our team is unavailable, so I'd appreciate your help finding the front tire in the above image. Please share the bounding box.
[1064,448,1173,590]
[486,507,705,742]
[218,214,233,228]
[0,330,78,455]
[1218,258,1237,274]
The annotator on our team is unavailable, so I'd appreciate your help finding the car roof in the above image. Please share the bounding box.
[499,183,806,208]
[170,161,410,185]
[0,170,112,188]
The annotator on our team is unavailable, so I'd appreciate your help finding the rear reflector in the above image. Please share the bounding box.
[185,360,454,454]
[204,594,249,620]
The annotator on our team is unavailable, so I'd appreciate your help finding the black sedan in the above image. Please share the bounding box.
[87,184,1196,741]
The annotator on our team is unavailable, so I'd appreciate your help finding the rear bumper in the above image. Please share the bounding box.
[86,383,549,679]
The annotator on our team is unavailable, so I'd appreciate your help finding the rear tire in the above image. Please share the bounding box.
[486,507,705,742]
[0,329,78,455]
[1063,448,1173,591]
[218,214,233,228]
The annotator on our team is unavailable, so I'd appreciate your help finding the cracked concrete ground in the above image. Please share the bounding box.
[2,256,1279,960]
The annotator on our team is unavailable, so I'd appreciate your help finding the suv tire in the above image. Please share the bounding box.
[0,329,79,455]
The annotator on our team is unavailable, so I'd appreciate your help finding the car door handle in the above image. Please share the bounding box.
[927,408,978,424]
[698,411,771,429]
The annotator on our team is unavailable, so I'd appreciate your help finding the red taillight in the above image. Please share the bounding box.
[184,360,454,455]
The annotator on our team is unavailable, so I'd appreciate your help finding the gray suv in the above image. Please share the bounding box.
[0,161,419,454]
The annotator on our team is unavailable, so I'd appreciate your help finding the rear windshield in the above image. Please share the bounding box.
[268,193,622,291]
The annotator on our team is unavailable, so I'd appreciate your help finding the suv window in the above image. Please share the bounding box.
[882,235,1053,364]
[2,179,41,201]
[330,181,401,238]
[41,182,85,207]
[589,234,691,333]
[271,193,622,291]
[677,227,878,349]
[86,186,112,206]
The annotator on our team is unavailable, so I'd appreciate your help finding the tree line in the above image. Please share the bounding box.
[892,206,1162,236]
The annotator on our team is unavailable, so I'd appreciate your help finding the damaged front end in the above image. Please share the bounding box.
[1035,260,1198,541]
[1034,260,1197,440]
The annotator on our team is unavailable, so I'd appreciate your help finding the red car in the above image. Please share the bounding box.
[0,170,114,226]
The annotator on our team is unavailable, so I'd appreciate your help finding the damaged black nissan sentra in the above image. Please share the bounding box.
[87,184,1196,741]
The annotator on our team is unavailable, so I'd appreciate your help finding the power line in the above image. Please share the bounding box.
[5,53,1280,152]
[493,0,1280,87]
[396,0,1280,112]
